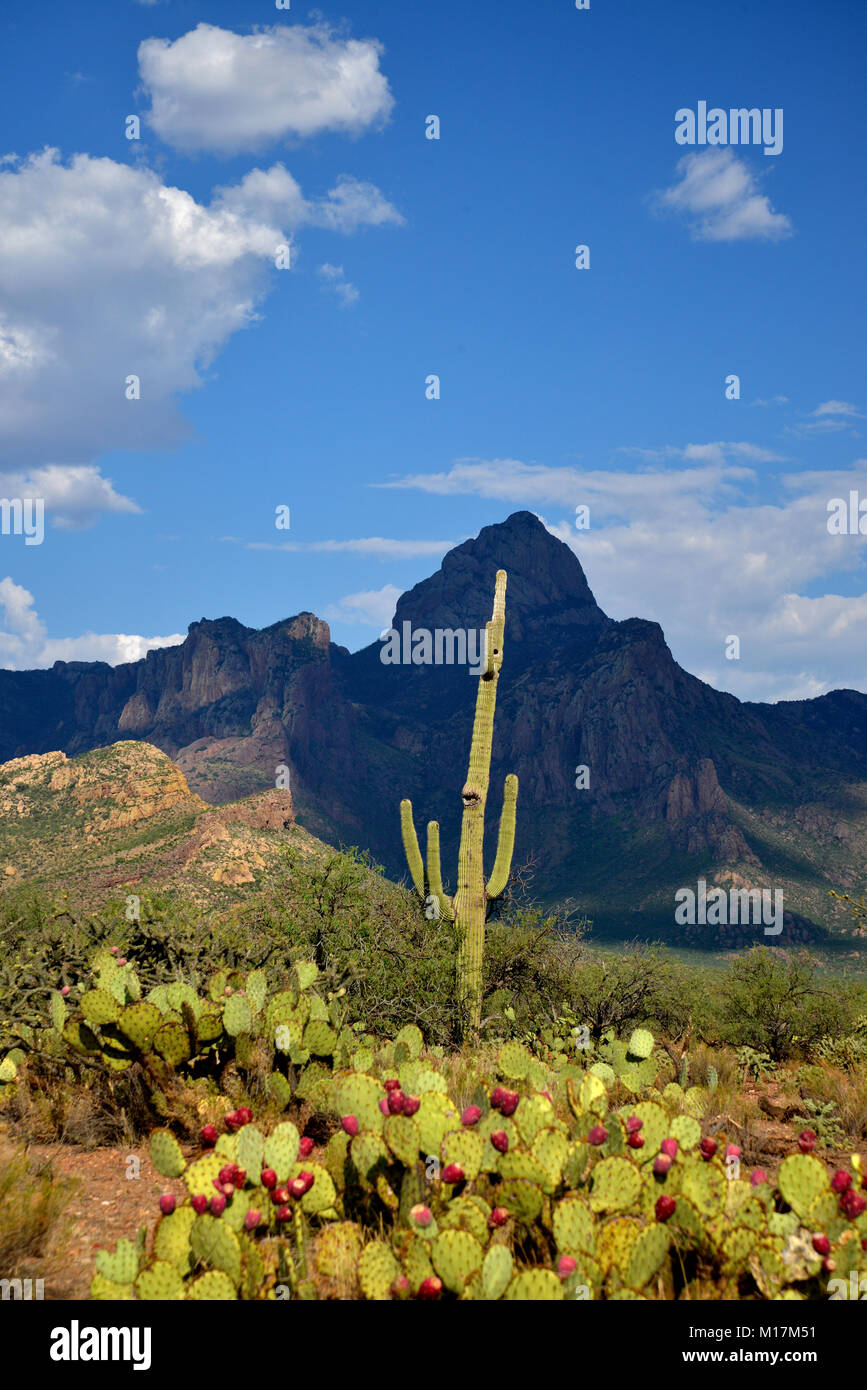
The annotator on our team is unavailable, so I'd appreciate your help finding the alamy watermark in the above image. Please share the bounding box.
[675,879,783,936]
[0,497,43,545]
[675,102,783,156]
[379,623,488,676]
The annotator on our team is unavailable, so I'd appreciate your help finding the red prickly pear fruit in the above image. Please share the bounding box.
[625,1116,643,1134]
[233,1169,246,1189]
[218,1164,237,1185]
[862,1239,867,1251]
[725,1144,741,1160]
[699,1137,717,1160]
[588,1125,608,1146]
[490,1130,509,1154]
[823,1257,836,1273]
[341,1115,359,1136]
[499,1091,519,1118]
[627,1133,645,1149]
[462,1106,482,1127]
[221,1182,235,1198]
[61,985,71,997]
[384,1078,401,1092]
[299,1137,314,1158]
[840,1189,866,1220]
[271,1186,290,1206]
[110,946,119,954]
[260,1168,277,1190]
[391,1275,411,1297]
[750,1168,768,1187]
[212,1179,224,1193]
[210,1193,227,1216]
[402,1095,421,1117]
[410,1204,433,1227]
[557,1255,577,1279]
[655,1195,677,1222]
[200,1125,218,1147]
[812,1234,831,1256]
[660,1138,678,1159]
[191,1194,208,1214]
[244,1209,261,1231]
[387,1089,405,1115]
[417,1276,443,1300]
[291,1171,315,1198]
[798,1129,817,1153]
[654,1155,672,1176]
[831,1169,852,1194]
[442,1163,465,1184]
[489,1207,509,1228]
[276,1205,291,1223]
[224,1112,239,1133]
[236,1106,253,1126]
[118,957,127,966]
[159,1193,176,1215]
[379,1098,390,1116]
[490,1086,506,1110]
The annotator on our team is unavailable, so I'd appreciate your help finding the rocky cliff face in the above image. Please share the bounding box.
[2,512,867,941]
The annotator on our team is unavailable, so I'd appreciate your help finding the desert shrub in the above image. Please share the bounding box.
[717,948,849,1060]
[0,1139,76,1281]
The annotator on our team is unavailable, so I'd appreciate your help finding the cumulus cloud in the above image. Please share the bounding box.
[0,577,183,670]
[378,455,867,701]
[0,465,139,529]
[138,23,395,154]
[213,164,402,234]
[0,149,400,466]
[323,584,403,629]
[652,150,793,241]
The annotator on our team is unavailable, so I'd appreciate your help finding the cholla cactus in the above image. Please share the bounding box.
[399,570,518,1039]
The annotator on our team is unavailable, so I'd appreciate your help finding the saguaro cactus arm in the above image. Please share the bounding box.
[426,820,455,920]
[400,799,425,898]
[486,772,518,900]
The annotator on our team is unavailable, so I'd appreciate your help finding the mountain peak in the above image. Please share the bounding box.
[391,511,609,645]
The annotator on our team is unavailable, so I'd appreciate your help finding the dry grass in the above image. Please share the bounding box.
[0,1135,77,1286]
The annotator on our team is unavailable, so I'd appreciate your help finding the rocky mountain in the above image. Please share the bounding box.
[0,740,298,905]
[2,511,866,942]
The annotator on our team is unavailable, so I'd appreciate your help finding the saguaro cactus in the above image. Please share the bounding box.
[400,569,518,1038]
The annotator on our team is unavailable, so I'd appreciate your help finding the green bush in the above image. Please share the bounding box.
[717,948,850,1060]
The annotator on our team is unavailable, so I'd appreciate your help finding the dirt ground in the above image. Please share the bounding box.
[30,1142,190,1300]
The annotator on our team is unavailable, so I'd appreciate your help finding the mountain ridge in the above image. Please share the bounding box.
[2,512,866,942]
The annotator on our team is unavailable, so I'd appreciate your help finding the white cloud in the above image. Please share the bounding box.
[0,149,399,466]
[138,23,395,154]
[652,150,793,242]
[812,400,861,418]
[323,585,403,629]
[318,263,359,307]
[242,536,459,558]
[213,165,402,234]
[789,400,863,436]
[0,577,183,670]
[0,465,139,529]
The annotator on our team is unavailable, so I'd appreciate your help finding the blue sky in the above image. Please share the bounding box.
[0,0,865,701]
